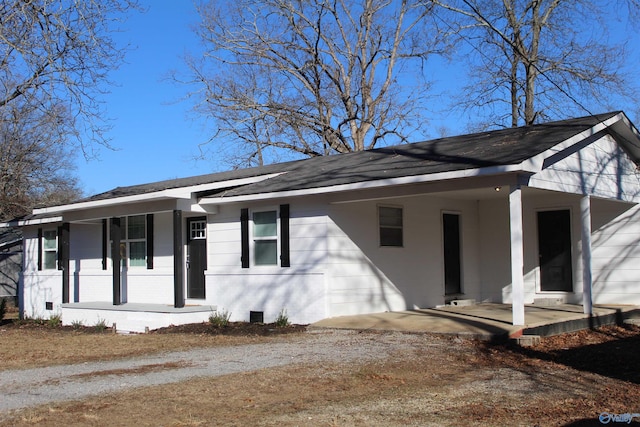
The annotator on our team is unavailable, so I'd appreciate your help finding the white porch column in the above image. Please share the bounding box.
[580,195,593,315]
[509,185,525,326]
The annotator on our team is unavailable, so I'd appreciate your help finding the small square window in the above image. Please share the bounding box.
[379,206,403,247]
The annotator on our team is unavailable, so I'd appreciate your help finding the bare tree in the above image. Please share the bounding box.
[0,0,138,219]
[435,0,635,128]
[183,0,445,167]
[0,0,139,153]
[0,96,81,221]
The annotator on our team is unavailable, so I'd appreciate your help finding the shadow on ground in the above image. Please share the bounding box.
[498,324,640,385]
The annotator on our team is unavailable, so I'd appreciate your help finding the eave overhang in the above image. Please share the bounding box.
[32,173,284,216]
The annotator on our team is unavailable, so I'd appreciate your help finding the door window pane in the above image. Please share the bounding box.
[190,220,207,240]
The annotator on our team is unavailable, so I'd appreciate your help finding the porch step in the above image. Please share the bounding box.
[512,335,541,347]
[533,297,564,306]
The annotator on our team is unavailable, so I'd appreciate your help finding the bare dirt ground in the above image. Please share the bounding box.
[0,308,639,427]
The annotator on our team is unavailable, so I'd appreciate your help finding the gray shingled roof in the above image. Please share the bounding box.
[79,111,621,203]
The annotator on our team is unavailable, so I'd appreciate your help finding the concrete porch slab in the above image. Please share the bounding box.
[61,302,217,333]
[310,303,640,341]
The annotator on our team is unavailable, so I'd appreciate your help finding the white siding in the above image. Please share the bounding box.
[22,225,63,318]
[530,134,640,202]
[326,195,482,317]
[477,198,511,302]
[590,200,640,304]
[205,199,329,324]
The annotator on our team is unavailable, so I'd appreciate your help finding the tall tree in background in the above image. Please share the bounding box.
[0,0,138,219]
[184,0,445,167]
[435,0,634,128]
[0,96,81,221]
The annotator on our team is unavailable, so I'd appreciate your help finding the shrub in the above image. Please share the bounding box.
[71,319,84,330]
[48,313,62,327]
[0,298,5,322]
[209,309,231,328]
[30,316,46,325]
[94,318,108,332]
[275,308,290,328]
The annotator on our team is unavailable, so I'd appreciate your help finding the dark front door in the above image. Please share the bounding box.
[537,210,573,292]
[187,217,207,299]
[443,213,462,295]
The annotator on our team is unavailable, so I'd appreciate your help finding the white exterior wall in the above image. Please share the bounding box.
[21,225,63,318]
[530,133,640,202]
[477,198,511,303]
[205,199,329,324]
[70,223,110,303]
[326,195,482,317]
[590,200,640,304]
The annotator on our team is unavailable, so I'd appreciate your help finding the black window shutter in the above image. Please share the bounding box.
[280,204,290,267]
[57,223,69,272]
[240,208,249,268]
[37,228,43,271]
[101,219,107,270]
[146,214,154,269]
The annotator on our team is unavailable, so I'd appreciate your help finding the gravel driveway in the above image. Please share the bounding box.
[0,330,434,413]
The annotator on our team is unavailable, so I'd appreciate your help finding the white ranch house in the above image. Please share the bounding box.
[5,112,640,332]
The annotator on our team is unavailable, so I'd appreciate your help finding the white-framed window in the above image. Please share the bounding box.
[42,229,57,269]
[379,205,403,247]
[119,215,146,267]
[253,210,278,265]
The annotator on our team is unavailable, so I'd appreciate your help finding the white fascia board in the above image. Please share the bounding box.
[32,173,285,215]
[523,112,625,172]
[0,216,63,227]
[200,164,526,205]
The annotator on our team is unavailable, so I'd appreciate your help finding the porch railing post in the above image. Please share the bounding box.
[581,195,593,315]
[173,210,185,308]
[110,217,121,305]
[509,184,525,326]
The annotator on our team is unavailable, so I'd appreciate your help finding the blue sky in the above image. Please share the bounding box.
[76,1,213,196]
[75,1,639,196]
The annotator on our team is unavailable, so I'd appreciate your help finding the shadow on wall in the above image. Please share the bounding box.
[328,199,444,313]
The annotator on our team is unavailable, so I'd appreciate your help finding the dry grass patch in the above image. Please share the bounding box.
[2,341,639,426]
[2,328,639,426]
[0,323,306,371]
